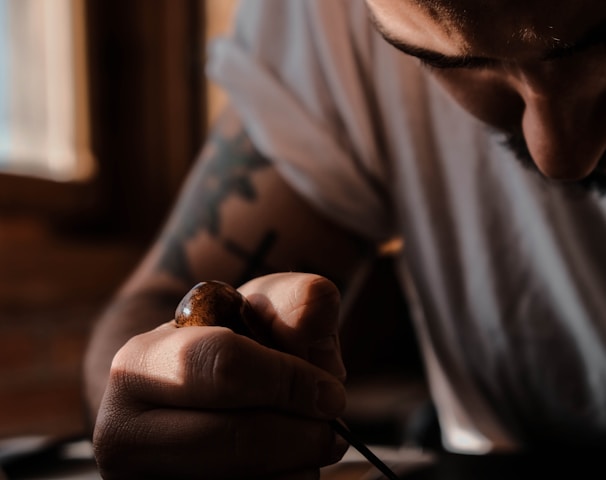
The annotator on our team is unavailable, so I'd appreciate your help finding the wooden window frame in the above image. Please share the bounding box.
[0,0,207,240]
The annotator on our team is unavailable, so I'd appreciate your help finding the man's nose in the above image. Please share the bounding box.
[515,67,606,180]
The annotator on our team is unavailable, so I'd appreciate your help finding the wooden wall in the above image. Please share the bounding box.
[0,0,235,439]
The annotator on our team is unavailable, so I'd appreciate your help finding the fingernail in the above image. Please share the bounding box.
[316,380,346,417]
[309,336,347,382]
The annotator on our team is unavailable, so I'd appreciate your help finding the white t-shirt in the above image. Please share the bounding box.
[207,0,606,454]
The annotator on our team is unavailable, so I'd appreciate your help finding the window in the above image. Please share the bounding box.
[0,0,206,234]
[0,0,94,182]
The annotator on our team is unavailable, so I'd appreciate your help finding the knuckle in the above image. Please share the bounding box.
[107,349,145,398]
[184,328,241,394]
[109,329,154,374]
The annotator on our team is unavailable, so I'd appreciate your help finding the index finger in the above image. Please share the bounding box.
[110,323,347,419]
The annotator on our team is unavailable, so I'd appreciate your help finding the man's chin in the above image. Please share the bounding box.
[500,131,606,197]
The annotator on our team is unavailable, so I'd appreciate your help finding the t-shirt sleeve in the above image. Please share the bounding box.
[206,0,396,243]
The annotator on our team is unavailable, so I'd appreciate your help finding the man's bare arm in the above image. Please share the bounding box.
[83,105,375,418]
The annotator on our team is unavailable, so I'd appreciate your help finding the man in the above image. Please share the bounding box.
[84,0,606,478]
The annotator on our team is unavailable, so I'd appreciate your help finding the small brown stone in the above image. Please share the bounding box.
[174,281,256,338]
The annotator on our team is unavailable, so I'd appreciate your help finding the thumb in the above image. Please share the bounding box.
[239,272,347,382]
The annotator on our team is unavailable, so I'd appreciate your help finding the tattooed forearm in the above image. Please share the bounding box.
[155,112,271,284]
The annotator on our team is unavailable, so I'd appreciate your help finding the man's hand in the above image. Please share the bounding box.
[92,273,349,479]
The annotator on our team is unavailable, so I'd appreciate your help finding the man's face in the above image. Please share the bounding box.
[365,0,606,193]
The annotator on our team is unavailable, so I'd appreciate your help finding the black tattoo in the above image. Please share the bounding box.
[156,125,270,284]
[223,231,278,286]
